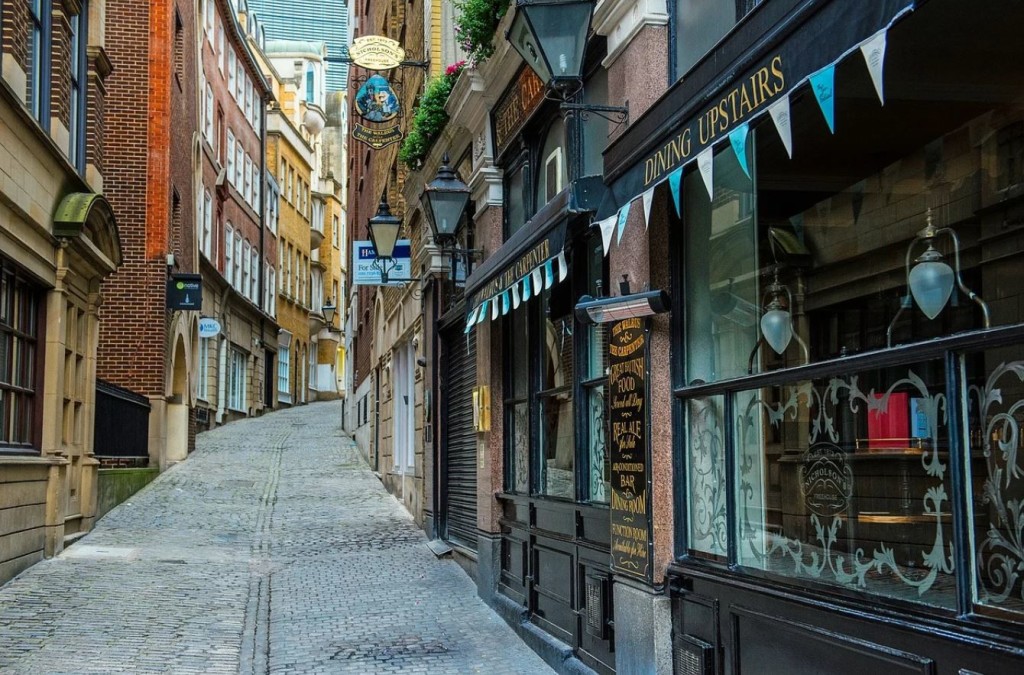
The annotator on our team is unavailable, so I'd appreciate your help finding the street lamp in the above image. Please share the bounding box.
[367,198,402,284]
[506,0,628,123]
[423,153,471,247]
[507,0,594,98]
[322,300,337,326]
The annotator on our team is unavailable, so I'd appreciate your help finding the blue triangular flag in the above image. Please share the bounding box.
[501,291,510,316]
[729,123,751,179]
[615,204,629,245]
[809,64,836,133]
[522,275,532,302]
[668,167,683,216]
[477,300,488,324]
[544,259,554,289]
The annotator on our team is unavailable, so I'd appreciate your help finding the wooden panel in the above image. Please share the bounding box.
[732,607,935,675]
[533,502,575,537]
[579,508,611,547]
[533,541,574,605]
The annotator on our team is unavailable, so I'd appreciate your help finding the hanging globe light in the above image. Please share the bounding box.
[908,242,955,320]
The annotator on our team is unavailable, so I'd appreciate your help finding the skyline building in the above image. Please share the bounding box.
[247,0,350,92]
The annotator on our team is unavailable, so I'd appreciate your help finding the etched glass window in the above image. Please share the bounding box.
[538,282,575,499]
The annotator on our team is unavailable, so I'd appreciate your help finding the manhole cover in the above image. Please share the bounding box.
[61,545,138,560]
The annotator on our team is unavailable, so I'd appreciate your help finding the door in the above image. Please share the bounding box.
[441,325,478,551]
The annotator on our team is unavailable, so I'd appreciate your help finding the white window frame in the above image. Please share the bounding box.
[244,154,253,204]
[217,25,225,73]
[242,241,251,299]
[233,232,243,291]
[277,344,291,403]
[228,347,247,412]
[236,145,245,193]
[204,84,214,143]
[224,223,234,285]
[228,48,236,93]
[235,62,244,101]
[250,248,259,301]
[226,130,235,185]
[202,190,213,258]
[197,337,210,401]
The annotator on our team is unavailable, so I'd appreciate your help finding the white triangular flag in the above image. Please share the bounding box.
[531,266,543,294]
[641,187,655,231]
[860,28,888,105]
[557,250,568,283]
[597,215,616,256]
[512,283,521,309]
[768,95,793,159]
[697,147,714,200]
[615,204,629,245]
[491,297,499,321]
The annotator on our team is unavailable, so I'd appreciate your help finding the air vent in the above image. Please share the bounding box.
[584,573,607,639]
[196,407,209,425]
[673,634,714,675]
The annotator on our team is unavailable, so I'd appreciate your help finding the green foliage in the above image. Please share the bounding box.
[454,0,509,65]
[399,62,467,170]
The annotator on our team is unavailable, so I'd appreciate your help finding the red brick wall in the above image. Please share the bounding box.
[49,4,71,128]
[1,0,30,73]
[171,0,197,276]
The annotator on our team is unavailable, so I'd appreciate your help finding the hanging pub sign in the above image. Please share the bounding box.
[353,123,403,149]
[167,274,202,311]
[349,35,406,71]
[356,74,401,122]
[608,317,653,581]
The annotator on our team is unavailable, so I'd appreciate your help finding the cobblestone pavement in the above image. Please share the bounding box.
[0,402,553,674]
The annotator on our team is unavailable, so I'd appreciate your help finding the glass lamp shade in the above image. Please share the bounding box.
[760,308,794,355]
[508,0,594,88]
[423,155,470,246]
[322,302,336,324]
[909,256,955,320]
[368,200,401,259]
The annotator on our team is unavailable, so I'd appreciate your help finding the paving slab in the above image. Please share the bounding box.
[0,401,553,674]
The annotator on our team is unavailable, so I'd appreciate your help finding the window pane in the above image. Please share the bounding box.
[511,400,529,493]
[540,287,574,391]
[675,0,762,77]
[684,145,756,385]
[586,383,609,503]
[686,395,727,557]
[506,165,527,238]
[734,358,955,608]
[966,345,1024,616]
[539,391,574,499]
[536,120,567,207]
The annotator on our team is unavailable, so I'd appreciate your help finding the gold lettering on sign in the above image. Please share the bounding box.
[475,237,550,301]
[643,55,786,187]
[608,317,651,580]
[493,68,545,156]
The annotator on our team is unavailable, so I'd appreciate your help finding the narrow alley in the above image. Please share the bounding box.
[0,402,552,674]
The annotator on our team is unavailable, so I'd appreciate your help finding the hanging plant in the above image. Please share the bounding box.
[399,61,467,170]
[454,0,509,66]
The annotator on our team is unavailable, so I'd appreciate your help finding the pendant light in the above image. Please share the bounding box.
[759,272,793,355]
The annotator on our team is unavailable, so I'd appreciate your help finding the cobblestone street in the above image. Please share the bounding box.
[0,402,553,674]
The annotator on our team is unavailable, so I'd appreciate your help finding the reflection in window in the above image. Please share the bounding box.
[735,360,956,608]
[675,0,762,78]
[506,164,528,239]
[684,144,757,386]
[582,236,609,503]
[506,314,530,493]
[539,285,574,499]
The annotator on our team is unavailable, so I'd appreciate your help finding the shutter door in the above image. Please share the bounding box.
[442,326,478,551]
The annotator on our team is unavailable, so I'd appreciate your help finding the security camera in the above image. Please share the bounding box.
[416,357,427,368]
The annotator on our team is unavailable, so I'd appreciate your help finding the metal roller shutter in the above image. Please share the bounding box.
[442,326,478,551]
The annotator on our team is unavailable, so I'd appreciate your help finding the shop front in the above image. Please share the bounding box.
[600,0,1024,670]
[462,53,617,671]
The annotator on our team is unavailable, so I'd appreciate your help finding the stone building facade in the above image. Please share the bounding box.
[0,0,121,582]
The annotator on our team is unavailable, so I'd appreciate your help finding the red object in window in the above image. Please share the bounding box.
[867,391,909,449]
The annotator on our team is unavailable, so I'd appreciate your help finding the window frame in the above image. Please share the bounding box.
[27,0,52,129]
[0,258,44,452]
[68,1,88,171]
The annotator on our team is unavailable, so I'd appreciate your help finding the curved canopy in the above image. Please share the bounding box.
[53,192,123,268]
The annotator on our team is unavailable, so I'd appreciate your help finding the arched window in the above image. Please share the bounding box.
[535,119,567,207]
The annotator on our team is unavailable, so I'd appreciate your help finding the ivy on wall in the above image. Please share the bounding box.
[399,61,467,170]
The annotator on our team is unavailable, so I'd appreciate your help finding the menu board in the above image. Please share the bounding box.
[608,317,652,581]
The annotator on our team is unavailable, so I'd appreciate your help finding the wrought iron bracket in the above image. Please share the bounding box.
[325,56,430,71]
[560,102,629,129]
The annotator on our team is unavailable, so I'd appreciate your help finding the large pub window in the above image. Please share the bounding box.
[674,72,1024,619]
[0,259,43,451]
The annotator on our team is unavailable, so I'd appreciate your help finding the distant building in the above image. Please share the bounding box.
[246,0,350,93]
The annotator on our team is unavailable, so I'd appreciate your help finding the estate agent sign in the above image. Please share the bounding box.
[608,317,653,581]
[167,274,202,311]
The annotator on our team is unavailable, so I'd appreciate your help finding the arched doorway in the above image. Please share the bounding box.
[166,334,190,463]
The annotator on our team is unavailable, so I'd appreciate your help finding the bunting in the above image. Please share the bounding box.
[697,147,715,200]
[557,250,568,282]
[668,166,683,216]
[810,64,836,133]
[598,214,616,255]
[641,187,655,231]
[860,28,888,105]
[768,96,793,159]
[615,204,630,246]
[729,123,751,179]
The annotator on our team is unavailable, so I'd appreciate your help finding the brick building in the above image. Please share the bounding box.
[0,0,122,581]
[193,0,278,429]
[98,0,198,466]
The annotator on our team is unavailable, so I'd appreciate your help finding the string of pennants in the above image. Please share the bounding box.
[593,21,894,256]
[464,250,569,333]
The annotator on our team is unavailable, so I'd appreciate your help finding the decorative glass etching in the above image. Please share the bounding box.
[969,357,1024,615]
[589,385,608,502]
[514,402,529,493]
[688,395,727,557]
[735,362,956,607]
